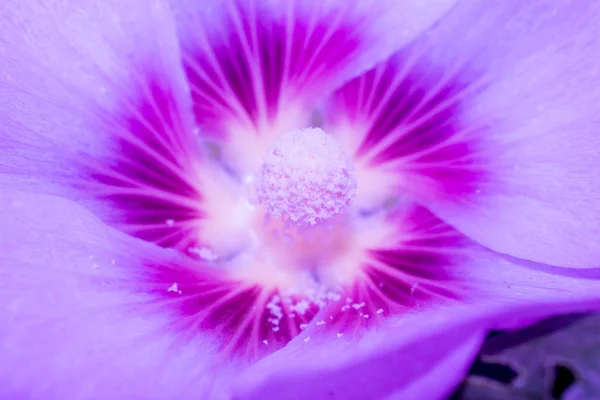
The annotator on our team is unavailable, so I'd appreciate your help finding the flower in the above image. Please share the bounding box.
[2,0,600,399]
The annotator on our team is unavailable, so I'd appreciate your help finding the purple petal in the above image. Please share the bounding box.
[313,206,600,335]
[0,189,239,399]
[239,203,600,342]
[0,0,214,252]
[324,49,486,211]
[6,189,571,399]
[423,0,600,269]
[326,0,600,268]
[235,294,600,400]
[171,0,457,174]
[234,312,486,400]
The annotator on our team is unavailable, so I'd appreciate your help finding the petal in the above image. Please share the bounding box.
[386,207,600,308]
[324,50,487,211]
[272,205,600,340]
[380,206,600,308]
[171,0,457,174]
[0,0,191,190]
[457,252,600,311]
[234,310,486,400]
[0,189,241,399]
[0,0,226,254]
[234,295,600,400]
[325,0,600,267]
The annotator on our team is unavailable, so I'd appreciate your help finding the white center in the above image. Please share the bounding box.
[256,127,357,226]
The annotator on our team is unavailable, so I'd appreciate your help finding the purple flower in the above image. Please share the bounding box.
[2,0,600,399]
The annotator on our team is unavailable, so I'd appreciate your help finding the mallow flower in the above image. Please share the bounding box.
[2,0,600,399]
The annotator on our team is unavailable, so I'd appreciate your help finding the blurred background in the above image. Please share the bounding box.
[450,313,600,400]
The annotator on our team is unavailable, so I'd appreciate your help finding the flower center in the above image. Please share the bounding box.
[256,127,357,226]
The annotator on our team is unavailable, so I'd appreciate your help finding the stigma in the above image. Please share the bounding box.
[256,127,357,226]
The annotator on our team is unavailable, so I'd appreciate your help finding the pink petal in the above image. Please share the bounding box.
[326,0,600,268]
[0,0,214,252]
[0,189,239,399]
[171,0,457,174]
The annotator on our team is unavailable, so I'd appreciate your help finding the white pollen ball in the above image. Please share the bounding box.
[257,127,357,226]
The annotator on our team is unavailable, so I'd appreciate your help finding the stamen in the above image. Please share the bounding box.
[256,127,357,226]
